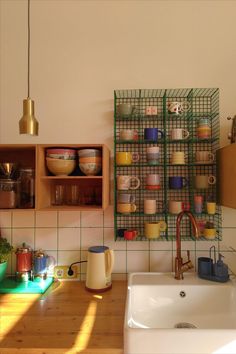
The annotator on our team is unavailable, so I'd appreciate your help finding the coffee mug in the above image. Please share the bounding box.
[120,129,138,141]
[116,152,139,165]
[117,103,137,118]
[194,195,204,214]
[167,101,191,114]
[171,151,185,165]
[117,203,137,214]
[144,221,167,239]
[117,193,135,204]
[117,175,140,190]
[169,176,188,189]
[196,126,211,139]
[170,128,190,140]
[146,146,160,165]
[194,175,216,189]
[203,228,216,240]
[144,128,164,141]
[206,202,216,215]
[146,174,161,190]
[144,199,163,214]
[145,106,158,116]
[169,200,190,214]
[124,229,138,240]
[195,151,214,163]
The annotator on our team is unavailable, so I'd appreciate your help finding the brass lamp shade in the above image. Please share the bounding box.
[19,98,39,136]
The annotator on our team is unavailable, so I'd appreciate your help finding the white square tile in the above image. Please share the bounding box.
[222,206,236,228]
[127,251,149,273]
[12,211,35,227]
[36,211,57,227]
[150,241,173,251]
[12,228,35,249]
[196,240,219,251]
[104,205,114,227]
[0,211,12,228]
[221,228,236,249]
[150,251,173,272]
[81,227,103,250]
[80,250,88,274]
[112,273,127,280]
[58,211,80,227]
[173,240,196,251]
[127,240,149,251]
[81,211,103,227]
[58,228,80,250]
[58,251,80,266]
[35,228,57,250]
[104,228,126,250]
[113,251,127,273]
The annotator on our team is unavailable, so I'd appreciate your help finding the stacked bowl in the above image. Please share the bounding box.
[46,148,76,176]
[78,149,102,176]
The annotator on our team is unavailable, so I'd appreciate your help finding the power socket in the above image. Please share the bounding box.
[54,265,79,279]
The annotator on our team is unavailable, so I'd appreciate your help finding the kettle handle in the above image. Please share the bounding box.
[105,249,114,277]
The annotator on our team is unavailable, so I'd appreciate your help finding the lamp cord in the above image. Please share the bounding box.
[27,0,30,99]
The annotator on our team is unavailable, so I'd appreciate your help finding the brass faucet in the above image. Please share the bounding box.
[175,210,199,280]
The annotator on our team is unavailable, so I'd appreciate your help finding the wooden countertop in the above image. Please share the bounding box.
[0,280,127,354]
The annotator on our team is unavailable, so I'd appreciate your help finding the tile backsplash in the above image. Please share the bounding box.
[2,206,236,279]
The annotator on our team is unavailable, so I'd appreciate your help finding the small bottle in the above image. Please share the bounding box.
[19,168,35,208]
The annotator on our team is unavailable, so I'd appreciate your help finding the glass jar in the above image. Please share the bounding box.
[0,179,20,208]
[19,168,35,208]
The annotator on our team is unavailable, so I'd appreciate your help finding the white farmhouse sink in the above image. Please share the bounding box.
[124,273,236,354]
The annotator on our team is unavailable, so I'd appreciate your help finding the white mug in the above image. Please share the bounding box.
[169,200,190,214]
[145,106,158,116]
[146,174,160,186]
[144,199,163,214]
[195,151,214,163]
[171,151,185,165]
[168,101,191,114]
[120,129,138,141]
[117,175,140,190]
[170,128,189,140]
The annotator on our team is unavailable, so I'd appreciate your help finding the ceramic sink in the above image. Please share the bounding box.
[124,272,236,354]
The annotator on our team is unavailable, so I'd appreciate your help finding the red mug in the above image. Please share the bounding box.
[124,230,138,240]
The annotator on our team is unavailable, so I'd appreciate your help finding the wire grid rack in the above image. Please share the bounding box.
[114,88,221,242]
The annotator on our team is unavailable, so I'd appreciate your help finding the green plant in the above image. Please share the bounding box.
[0,237,13,263]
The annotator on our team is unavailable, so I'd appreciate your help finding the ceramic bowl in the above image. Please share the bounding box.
[46,148,76,155]
[78,149,102,158]
[79,162,102,176]
[46,157,76,176]
[46,153,76,160]
[79,156,102,163]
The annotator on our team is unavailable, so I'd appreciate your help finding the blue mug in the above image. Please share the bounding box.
[169,176,188,189]
[144,128,164,141]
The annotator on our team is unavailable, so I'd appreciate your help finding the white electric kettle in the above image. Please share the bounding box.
[85,246,114,292]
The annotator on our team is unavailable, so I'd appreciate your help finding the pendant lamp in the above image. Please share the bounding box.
[19,0,39,136]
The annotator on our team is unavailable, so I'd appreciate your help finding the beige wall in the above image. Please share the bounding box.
[1,0,236,276]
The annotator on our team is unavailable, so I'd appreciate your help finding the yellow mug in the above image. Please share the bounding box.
[203,228,216,240]
[206,202,216,215]
[116,152,139,165]
[117,203,136,214]
[144,221,167,239]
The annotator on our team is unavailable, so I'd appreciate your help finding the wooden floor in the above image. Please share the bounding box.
[0,280,127,354]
